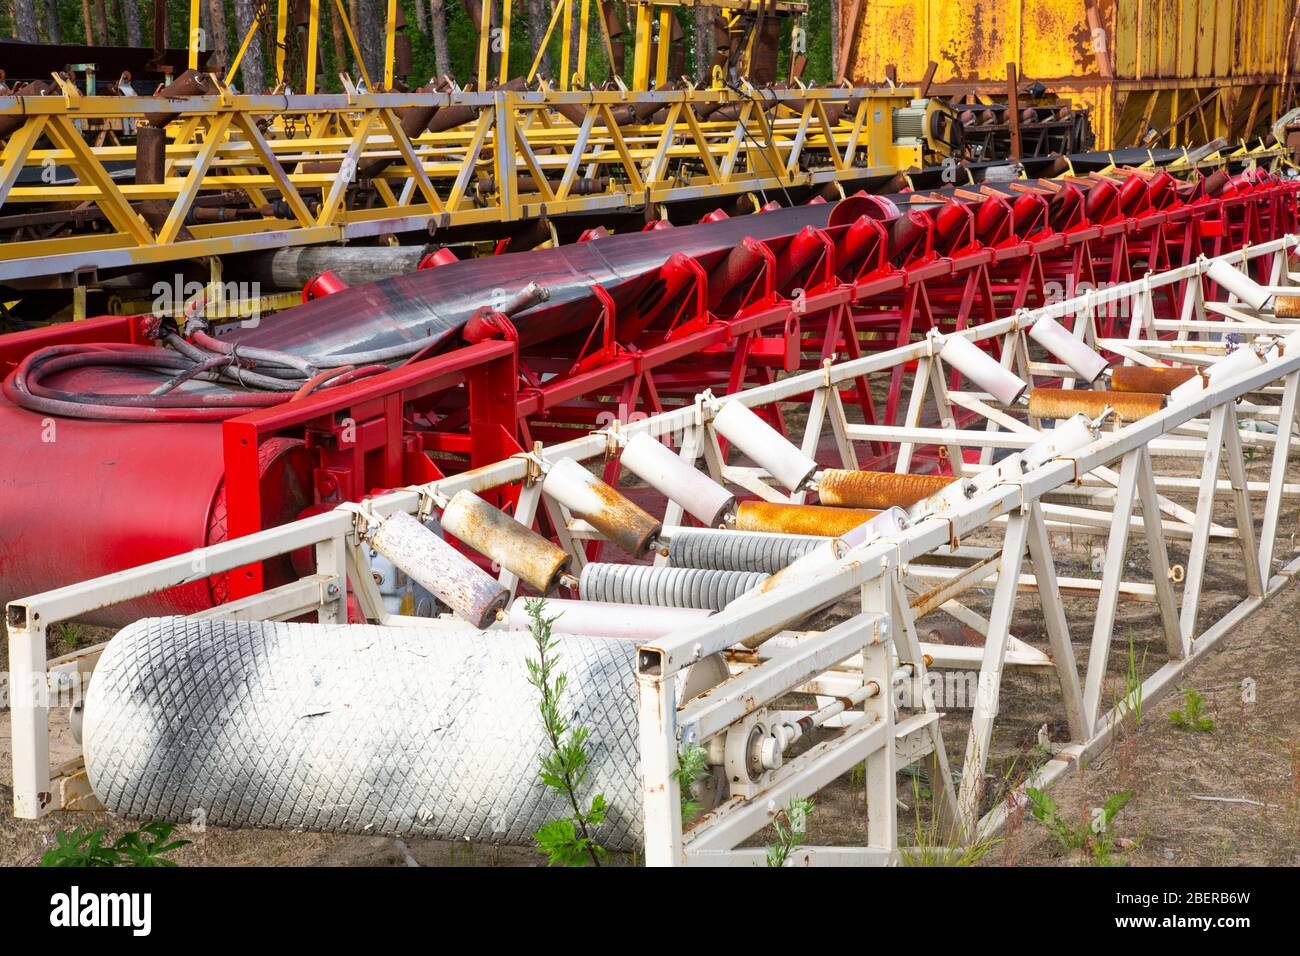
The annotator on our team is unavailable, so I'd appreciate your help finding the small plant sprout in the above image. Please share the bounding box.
[1025,787,1133,866]
[524,598,609,867]
[40,822,190,867]
[1169,687,1215,733]
[672,743,710,825]
[765,797,815,867]
[901,773,999,866]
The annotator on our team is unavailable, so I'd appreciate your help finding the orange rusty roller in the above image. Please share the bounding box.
[1027,388,1164,423]
[816,469,957,509]
[1109,365,1197,395]
[734,501,879,536]
[1274,295,1300,319]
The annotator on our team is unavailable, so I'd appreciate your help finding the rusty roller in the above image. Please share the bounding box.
[369,511,508,628]
[816,469,956,509]
[1275,296,1300,319]
[733,501,880,537]
[1028,388,1165,423]
[619,432,735,527]
[712,401,819,491]
[439,490,572,595]
[1110,365,1197,394]
[542,457,663,556]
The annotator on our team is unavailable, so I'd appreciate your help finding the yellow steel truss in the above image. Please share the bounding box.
[0,82,931,283]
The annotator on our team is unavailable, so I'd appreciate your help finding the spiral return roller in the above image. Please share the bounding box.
[579,563,769,611]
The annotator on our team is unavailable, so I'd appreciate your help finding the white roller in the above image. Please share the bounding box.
[1022,413,1098,471]
[711,400,819,491]
[620,432,736,527]
[507,597,710,640]
[908,477,974,518]
[1206,258,1271,310]
[937,332,1029,406]
[968,453,1026,494]
[840,506,912,547]
[1027,315,1109,383]
[1169,340,1271,404]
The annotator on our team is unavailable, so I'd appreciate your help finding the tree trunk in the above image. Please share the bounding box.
[356,0,383,84]
[205,0,229,70]
[233,0,265,92]
[567,0,580,84]
[79,0,92,44]
[429,0,451,80]
[527,0,550,80]
[14,0,39,41]
[329,0,348,78]
[694,8,711,84]
[91,0,109,43]
[121,0,141,46]
[412,0,426,36]
[41,0,61,43]
[829,0,840,83]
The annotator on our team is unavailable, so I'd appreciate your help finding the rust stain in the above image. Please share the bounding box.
[1275,296,1300,319]
[817,469,955,509]
[585,473,664,556]
[734,501,880,537]
[1028,387,1164,422]
[442,490,571,594]
[1109,365,1197,395]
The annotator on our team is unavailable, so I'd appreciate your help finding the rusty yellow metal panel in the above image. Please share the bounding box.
[1156,0,1178,77]
[1114,0,1139,77]
[845,0,1295,149]
[856,0,929,80]
[1137,0,1160,78]
[1021,0,1099,79]
[850,0,1294,85]
[1195,0,1216,76]
[929,1,1009,80]
[1214,0,1231,76]
[1175,0,1197,73]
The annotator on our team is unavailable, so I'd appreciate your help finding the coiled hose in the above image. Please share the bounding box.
[3,283,552,423]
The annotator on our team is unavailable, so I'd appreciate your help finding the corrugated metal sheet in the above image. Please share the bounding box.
[846,0,1300,148]
[850,0,1297,82]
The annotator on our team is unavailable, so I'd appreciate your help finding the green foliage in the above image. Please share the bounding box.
[1169,687,1215,733]
[1025,787,1132,867]
[524,598,608,867]
[40,822,190,868]
[899,774,997,866]
[672,743,710,825]
[764,796,814,867]
[1112,635,1146,725]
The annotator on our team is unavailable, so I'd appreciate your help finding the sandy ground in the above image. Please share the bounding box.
[1,398,1298,866]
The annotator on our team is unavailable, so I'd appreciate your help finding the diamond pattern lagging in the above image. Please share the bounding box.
[82,617,644,848]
